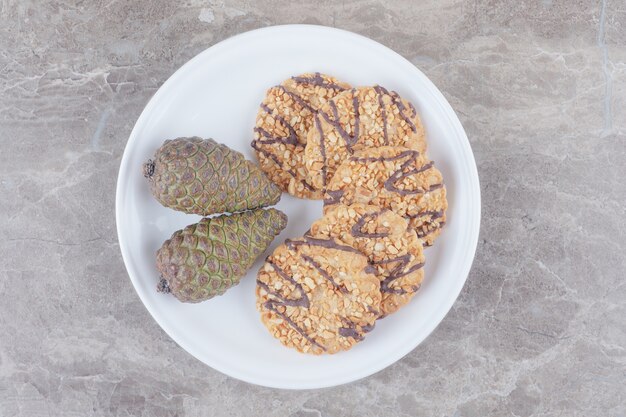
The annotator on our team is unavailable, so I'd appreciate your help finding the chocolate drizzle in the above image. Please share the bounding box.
[415,220,446,239]
[371,85,416,133]
[318,88,361,152]
[338,326,363,341]
[251,140,283,166]
[261,235,374,350]
[351,93,361,144]
[251,140,299,180]
[261,260,310,308]
[408,102,417,118]
[314,115,328,187]
[364,265,378,275]
[256,103,300,146]
[350,212,390,238]
[259,261,324,351]
[274,85,316,113]
[314,86,420,186]
[366,305,380,316]
[383,157,440,196]
[338,318,369,341]
[350,149,419,164]
[407,209,446,239]
[304,236,364,254]
[388,89,417,133]
[320,101,358,149]
[323,189,344,206]
[254,126,298,146]
[375,254,425,295]
[263,301,325,350]
[300,180,317,191]
[374,86,389,145]
[300,254,347,293]
[361,323,376,333]
[291,72,348,91]
[407,210,445,220]
[252,103,317,191]
[285,236,366,293]
[289,236,364,255]
[281,73,348,188]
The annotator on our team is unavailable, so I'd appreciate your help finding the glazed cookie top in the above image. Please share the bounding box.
[252,73,351,199]
[309,203,425,316]
[324,146,447,246]
[304,86,427,190]
[256,236,381,354]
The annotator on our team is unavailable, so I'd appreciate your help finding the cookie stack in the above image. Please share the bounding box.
[252,73,448,354]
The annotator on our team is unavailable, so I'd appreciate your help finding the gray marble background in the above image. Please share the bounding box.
[1,0,625,416]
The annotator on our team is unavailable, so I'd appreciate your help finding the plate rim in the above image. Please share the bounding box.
[115,24,481,389]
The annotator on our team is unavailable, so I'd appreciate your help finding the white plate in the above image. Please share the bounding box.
[116,25,480,389]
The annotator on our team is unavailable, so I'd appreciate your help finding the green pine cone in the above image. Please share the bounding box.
[144,137,282,215]
[156,208,288,303]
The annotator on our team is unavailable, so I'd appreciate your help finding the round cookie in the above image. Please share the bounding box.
[256,236,381,354]
[252,73,351,199]
[324,146,447,247]
[309,204,425,316]
[304,86,427,190]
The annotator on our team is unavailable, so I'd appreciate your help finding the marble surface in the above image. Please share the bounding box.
[1,0,625,416]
